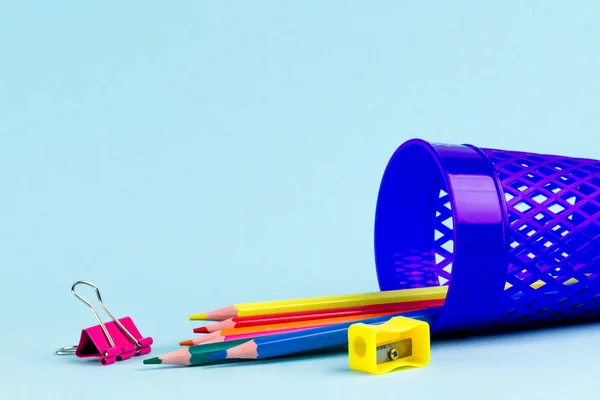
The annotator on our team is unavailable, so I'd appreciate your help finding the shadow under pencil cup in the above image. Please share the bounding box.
[374,139,600,335]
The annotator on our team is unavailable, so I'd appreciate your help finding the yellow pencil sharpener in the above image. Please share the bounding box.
[348,316,430,375]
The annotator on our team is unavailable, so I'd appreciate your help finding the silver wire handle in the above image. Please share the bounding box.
[55,280,141,355]
[55,345,77,355]
[71,280,141,348]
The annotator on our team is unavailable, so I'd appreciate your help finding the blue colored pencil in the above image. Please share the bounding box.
[209,307,440,361]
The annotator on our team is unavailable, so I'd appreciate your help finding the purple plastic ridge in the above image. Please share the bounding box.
[374,140,508,334]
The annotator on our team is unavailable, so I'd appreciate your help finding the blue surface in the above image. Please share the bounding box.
[2,1,600,399]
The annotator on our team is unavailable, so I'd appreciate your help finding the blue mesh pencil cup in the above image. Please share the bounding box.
[374,139,600,335]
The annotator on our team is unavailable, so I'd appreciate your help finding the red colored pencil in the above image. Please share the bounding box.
[193,298,444,333]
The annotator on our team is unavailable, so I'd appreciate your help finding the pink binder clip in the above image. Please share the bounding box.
[56,281,153,365]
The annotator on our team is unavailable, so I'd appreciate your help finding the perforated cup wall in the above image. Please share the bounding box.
[481,148,600,327]
[393,184,455,289]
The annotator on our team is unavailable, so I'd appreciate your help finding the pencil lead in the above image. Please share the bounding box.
[193,326,209,334]
[209,350,227,360]
[189,313,208,321]
[179,340,195,346]
[143,357,162,365]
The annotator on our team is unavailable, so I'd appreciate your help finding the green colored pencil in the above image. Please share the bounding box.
[143,339,250,366]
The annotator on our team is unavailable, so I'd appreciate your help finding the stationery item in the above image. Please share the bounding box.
[193,298,444,333]
[208,308,439,361]
[374,139,600,336]
[218,311,398,336]
[146,340,346,367]
[190,286,447,321]
[143,339,250,366]
[55,281,153,365]
[222,328,309,342]
[348,316,430,375]
[181,326,324,346]
[181,311,397,347]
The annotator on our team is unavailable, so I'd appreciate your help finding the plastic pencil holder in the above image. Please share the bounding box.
[374,139,600,335]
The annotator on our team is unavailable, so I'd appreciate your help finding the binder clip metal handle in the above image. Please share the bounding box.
[56,280,153,365]
[55,345,77,355]
[71,281,142,351]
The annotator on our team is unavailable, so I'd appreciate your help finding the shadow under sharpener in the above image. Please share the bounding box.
[348,316,430,375]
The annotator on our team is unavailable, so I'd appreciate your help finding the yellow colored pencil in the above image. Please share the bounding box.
[189,286,448,321]
[189,276,580,321]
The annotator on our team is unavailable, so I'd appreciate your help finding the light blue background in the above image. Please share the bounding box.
[2,1,600,399]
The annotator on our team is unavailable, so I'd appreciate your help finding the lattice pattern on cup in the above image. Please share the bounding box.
[481,148,600,326]
[433,188,454,286]
[393,186,455,288]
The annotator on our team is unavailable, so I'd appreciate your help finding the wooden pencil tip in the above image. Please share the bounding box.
[193,326,209,334]
[189,313,208,320]
[179,340,194,346]
[143,357,162,365]
[209,350,227,360]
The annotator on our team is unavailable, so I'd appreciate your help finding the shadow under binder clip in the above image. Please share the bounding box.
[56,280,153,365]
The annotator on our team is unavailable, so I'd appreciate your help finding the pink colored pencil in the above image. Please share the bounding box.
[224,326,309,341]
[180,326,316,346]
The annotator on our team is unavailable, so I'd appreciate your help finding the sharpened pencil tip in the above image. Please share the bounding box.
[189,313,208,320]
[193,326,209,334]
[143,357,162,365]
[179,340,194,346]
[209,350,227,360]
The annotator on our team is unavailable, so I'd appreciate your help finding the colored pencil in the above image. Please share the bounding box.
[194,319,236,334]
[143,339,250,366]
[199,327,315,345]
[180,326,310,346]
[209,308,440,361]
[219,311,396,336]
[223,329,307,342]
[181,311,396,346]
[193,298,445,333]
[189,285,448,320]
